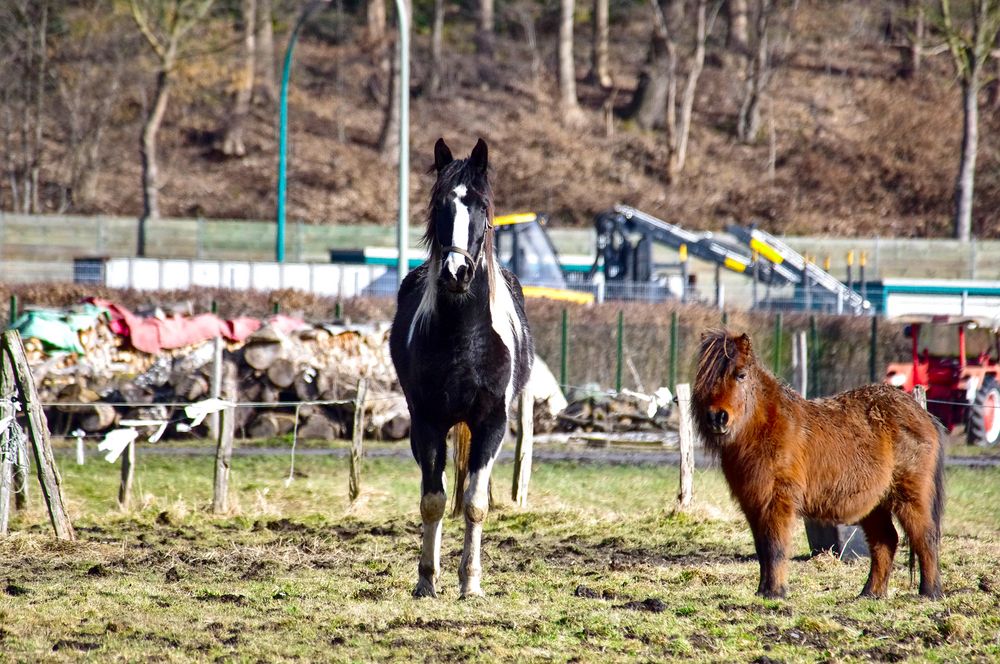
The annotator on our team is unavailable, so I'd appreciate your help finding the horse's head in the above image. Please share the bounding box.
[425,137,493,295]
[693,330,756,442]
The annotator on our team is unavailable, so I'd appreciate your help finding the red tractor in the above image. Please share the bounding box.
[884,315,1000,446]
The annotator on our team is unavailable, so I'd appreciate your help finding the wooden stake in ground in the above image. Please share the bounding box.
[913,385,928,410]
[676,383,695,510]
[212,359,238,514]
[0,352,15,535]
[349,378,368,502]
[118,441,135,510]
[511,384,534,507]
[2,331,75,540]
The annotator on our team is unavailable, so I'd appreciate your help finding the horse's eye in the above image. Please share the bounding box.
[736,371,747,382]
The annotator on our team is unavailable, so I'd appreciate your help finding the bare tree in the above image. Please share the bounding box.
[899,0,926,78]
[0,0,50,213]
[256,0,277,103]
[626,0,717,181]
[378,0,409,162]
[477,0,495,55]
[727,0,750,54]
[429,0,445,96]
[939,0,1000,241]
[367,0,387,45]
[130,0,215,256]
[588,0,612,87]
[559,0,585,124]
[220,0,257,157]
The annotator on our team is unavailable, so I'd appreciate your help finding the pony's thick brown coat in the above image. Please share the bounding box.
[692,330,945,599]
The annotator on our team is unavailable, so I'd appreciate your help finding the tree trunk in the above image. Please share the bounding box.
[589,0,612,87]
[429,0,444,95]
[899,0,923,79]
[221,0,257,157]
[29,2,48,214]
[377,35,400,162]
[559,0,584,124]
[990,32,1000,108]
[669,0,708,181]
[255,0,276,103]
[736,0,771,143]
[727,0,749,56]
[139,65,172,256]
[954,75,978,241]
[477,0,494,56]
[367,0,387,45]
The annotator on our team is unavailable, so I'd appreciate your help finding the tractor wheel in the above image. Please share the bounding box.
[967,378,1000,447]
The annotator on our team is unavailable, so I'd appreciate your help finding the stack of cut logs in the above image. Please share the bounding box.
[36,321,410,442]
[556,388,675,433]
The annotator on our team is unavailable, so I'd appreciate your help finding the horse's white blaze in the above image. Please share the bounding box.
[445,184,471,278]
[489,260,523,412]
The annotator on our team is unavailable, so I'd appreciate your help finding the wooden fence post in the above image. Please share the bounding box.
[13,431,28,510]
[349,378,368,502]
[511,384,534,507]
[212,360,237,514]
[0,352,14,535]
[2,331,75,540]
[913,385,927,410]
[676,383,694,509]
[792,331,808,397]
[118,442,135,510]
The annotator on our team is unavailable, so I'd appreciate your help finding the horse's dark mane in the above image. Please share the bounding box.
[694,328,744,398]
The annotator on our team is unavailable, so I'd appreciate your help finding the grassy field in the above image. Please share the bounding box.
[2,447,1000,662]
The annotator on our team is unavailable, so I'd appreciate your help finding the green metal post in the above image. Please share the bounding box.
[869,315,878,383]
[669,311,678,391]
[615,310,624,392]
[210,300,218,315]
[809,315,819,398]
[276,1,327,263]
[394,0,411,287]
[721,310,728,327]
[8,295,17,326]
[272,301,280,315]
[560,308,568,389]
[335,302,343,319]
[773,313,783,376]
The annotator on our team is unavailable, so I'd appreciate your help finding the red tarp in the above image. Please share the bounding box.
[88,298,304,354]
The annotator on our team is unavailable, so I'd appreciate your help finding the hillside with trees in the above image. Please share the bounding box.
[1,0,999,239]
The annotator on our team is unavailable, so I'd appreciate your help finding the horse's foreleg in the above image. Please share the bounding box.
[858,505,898,598]
[412,420,448,598]
[750,497,795,599]
[459,415,506,599]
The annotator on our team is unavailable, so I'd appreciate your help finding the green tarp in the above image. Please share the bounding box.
[10,303,107,354]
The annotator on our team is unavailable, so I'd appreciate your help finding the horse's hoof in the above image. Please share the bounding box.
[858,589,886,599]
[412,578,438,599]
[756,588,787,600]
[919,587,944,600]
[459,587,485,600]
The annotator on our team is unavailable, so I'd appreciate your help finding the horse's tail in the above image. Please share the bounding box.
[450,423,472,517]
[911,422,947,587]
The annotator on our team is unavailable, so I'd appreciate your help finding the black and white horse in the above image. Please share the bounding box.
[389,138,533,598]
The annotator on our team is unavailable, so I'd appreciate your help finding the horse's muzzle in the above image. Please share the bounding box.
[441,250,474,293]
[706,409,730,435]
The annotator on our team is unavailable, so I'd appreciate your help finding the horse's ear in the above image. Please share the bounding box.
[735,333,754,357]
[469,138,489,175]
[434,138,454,173]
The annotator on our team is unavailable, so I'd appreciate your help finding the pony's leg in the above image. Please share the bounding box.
[750,499,795,599]
[895,501,943,599]
[411,419,448,598]
[858,505,898,598]
[458,413,506,599]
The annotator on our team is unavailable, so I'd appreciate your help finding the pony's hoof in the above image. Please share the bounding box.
[858,589,886,599]
[919,587,944,600]
[412,578,438,599]
[757,588,787,600]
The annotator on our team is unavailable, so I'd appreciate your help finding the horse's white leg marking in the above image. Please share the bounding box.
[459,455,497,598]
[414,486,446,598]
[445,184,470,278]
[489,261,523,412]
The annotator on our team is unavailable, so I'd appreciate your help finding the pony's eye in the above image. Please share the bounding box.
[736,371,747,382]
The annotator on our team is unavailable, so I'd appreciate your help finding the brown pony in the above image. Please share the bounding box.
[691,329,945,599]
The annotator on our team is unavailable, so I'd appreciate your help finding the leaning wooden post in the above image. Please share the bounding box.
[118,441,135,510]
[212,360,237,514]
[2,331,75,540]
[0,353,13,535]
[13,430,28,510]
[511,383,534,507]
[913,385,927,410]
[676,383,695,510]
[349,378,368,502]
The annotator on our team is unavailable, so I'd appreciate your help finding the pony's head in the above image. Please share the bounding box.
[423,137,494,295]
[692,329,757,444]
